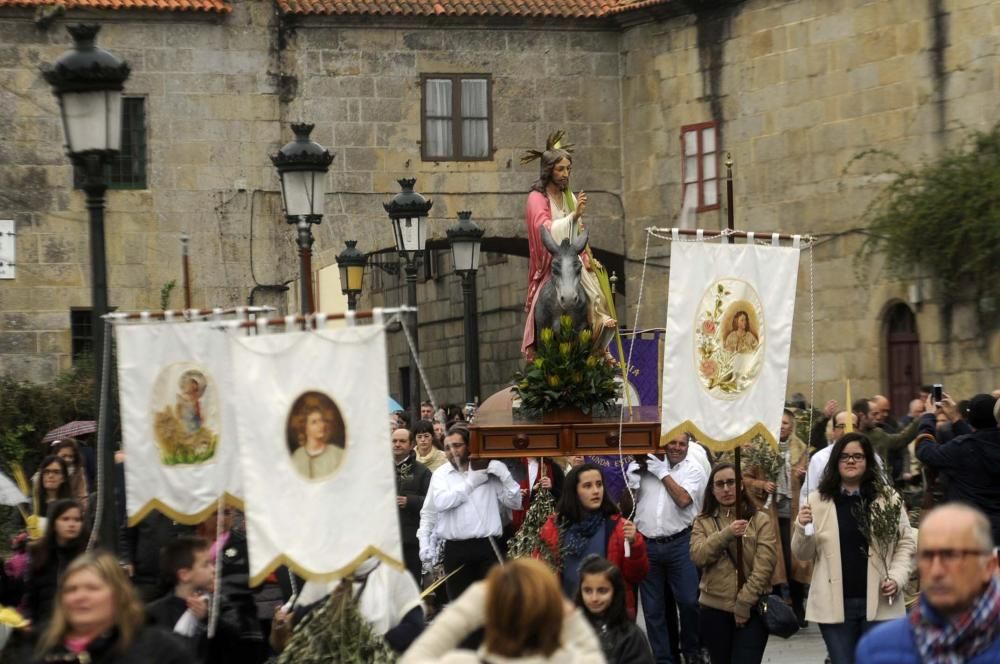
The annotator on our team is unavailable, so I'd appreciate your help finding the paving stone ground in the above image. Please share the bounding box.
[762,622,829,663]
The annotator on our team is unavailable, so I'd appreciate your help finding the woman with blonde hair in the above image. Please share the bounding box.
[400,558,604,663]
[33,550,187,663]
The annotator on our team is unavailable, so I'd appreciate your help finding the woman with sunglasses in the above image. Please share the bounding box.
[792,433,916,664]
[690,463,777,664]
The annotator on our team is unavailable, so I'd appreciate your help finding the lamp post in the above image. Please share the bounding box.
[43,23,130,551]
[383,179,432,421]
[446,211,483,405]
[337,240,366,311]
[270,123,334,314]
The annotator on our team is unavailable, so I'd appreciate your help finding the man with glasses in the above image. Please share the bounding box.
[856,504,1000,663]
[627,433,708,664]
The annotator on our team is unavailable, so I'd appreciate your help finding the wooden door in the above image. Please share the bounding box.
[885,304,921,417]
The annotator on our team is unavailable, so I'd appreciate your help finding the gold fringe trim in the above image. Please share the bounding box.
[126,493,245,527]
[660,420,778,453]
[248,546,405,588]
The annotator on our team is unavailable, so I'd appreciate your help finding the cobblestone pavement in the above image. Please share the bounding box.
[762,622,828,663]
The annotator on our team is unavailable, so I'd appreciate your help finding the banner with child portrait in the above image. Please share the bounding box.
[116,321,243,525]
[228,324,402,586]
[661,239,800,450]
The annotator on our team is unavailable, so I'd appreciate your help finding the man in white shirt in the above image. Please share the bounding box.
[627,433,708,664]
[428,424,521,600]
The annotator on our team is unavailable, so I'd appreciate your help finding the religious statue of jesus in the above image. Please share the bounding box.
[521,132,617,359]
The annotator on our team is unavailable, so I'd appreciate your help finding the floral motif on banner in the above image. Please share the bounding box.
[151,363,220,465]
[695,279,765,400]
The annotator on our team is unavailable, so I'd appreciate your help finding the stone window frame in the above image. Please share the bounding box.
[680,121,720,212]
[73,96,148,190]
[420,74,494,162]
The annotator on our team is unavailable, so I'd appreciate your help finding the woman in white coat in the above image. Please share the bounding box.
[792,432,915,664]
[400,558,604,664]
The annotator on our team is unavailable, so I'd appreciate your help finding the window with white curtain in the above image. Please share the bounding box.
[422,74,492,161]
[681,121,720,211]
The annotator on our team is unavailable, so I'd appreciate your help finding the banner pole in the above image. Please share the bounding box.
[724,153,747,587]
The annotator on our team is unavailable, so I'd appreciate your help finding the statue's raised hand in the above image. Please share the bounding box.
[574,191,588,220]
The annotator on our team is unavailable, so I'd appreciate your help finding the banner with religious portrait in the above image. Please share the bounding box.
[660,239,800,450]
[228,325,401,585]
[116,321,243,525]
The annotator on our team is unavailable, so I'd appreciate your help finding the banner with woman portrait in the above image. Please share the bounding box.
[660,239,800,450]
[228,325,401,585]
[116,321,243,525]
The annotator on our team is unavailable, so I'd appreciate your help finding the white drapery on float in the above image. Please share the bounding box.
[660,237,800,449]
[117,320,244,525]
[230,324,402,586]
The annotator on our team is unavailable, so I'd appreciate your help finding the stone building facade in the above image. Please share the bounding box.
[1,0,998,412]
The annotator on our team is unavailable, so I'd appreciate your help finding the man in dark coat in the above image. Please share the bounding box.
[392,427,432,584]
[916,393,1000,545]
[146,536,242,664]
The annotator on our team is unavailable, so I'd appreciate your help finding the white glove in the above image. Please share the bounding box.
[487,460,511,479]
[467,469,490,487]
[646,454,670,480]
[625,461,642,489]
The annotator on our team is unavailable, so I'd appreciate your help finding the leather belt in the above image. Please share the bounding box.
[645,526,692,544]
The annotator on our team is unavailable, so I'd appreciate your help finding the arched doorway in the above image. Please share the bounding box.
[885,303,922,416]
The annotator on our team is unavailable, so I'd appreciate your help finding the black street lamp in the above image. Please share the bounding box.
[270,123,334,314]
[384,178,432,421]
[446,211,483,405]
[43,23,130,551]
[336,240,366,311]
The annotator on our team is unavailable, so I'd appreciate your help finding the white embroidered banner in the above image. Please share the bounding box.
[229,325,401,585]
[661,240,800,450]
[116,321,243,525]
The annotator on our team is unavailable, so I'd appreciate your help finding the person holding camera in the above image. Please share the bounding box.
[428,424,522,601]
[915,392,1000,546]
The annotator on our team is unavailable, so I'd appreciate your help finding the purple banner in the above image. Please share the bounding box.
[609,330,662,407]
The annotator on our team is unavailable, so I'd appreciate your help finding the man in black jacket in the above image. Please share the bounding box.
[146,536,242,664]
[121,509,194,602]
[917,393,1000,545]
[392,427,432,585]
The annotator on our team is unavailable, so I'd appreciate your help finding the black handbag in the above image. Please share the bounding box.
[758,593,800,639]
[712,516,800,639]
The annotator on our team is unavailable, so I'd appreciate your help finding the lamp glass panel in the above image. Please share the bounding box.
[346,264,364,291]
[395,216,425,253]
[451,240,473,272]
[470,242,481,272]
[62,90,122,153]
[281,170,326,217]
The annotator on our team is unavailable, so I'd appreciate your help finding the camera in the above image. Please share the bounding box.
[932,384,944,403]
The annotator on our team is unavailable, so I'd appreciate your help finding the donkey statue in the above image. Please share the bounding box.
[534,225,590,341]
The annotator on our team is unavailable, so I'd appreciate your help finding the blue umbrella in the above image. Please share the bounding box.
[388,396,404,413]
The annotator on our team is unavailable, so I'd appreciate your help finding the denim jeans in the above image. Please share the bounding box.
[818,597,881,664]
[699,605,769,664]
[640,532,701,664]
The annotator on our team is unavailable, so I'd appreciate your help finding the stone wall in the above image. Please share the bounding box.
[3,0,999,409]
[0,7,626,409]
[619,0,1000,405]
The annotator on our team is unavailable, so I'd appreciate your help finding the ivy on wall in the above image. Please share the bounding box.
[856,123,1000,323]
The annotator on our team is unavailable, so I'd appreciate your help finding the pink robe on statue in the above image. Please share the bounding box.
[521,190,591,357]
